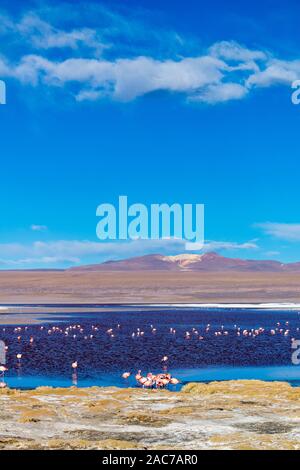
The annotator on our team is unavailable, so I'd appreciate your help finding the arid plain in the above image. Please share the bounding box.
[0,270,299,304]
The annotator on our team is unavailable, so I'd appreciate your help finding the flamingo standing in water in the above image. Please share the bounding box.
[161,377,170,387]
[122,372,131,379]
[138,376,148,387]
[143,378,154,388]
[135,370,142,381]
[71,361,78,385]
[135,370,151,387]
[16,353,23,378]
[0,365,7,378]
[0,365,8,389]
[169,377,179,385]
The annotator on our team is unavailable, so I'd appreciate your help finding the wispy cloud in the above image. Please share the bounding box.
[0,11,105,54]
[30,224,48,232]
[203,240,258,251]
[255,222,300,241]
[0,5,195,58]
[0,256,79,267]
[264,251,281,257]
[190,82,248,104]
[0,238,258,268]
[25,15,106,55]
[247,59,300,87]
[209,40,267,62]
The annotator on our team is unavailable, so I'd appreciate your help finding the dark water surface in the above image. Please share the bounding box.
[1,306,300,389]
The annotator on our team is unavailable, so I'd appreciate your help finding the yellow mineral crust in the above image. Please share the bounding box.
[1,380,300,450]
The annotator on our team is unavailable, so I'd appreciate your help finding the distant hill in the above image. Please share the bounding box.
[69,252,300,272]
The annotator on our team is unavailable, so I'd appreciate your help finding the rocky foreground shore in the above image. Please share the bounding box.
[1,380,300,450]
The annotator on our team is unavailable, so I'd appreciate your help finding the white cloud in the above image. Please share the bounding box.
[112,56,227,101]
[0,238,258,267]
[191,82,248,104]
[30,224,48,232]
[0,256,80,266]
[1,41,297,105]
[1,54,228,102]
[209,40,267,62]
[264,251,280,257]
[247,59,300,87]
[0,239,179,260]
[0,6,299,105]
[75,89,103,102]
[203,240,258,251]
[0,12,105,53]
[255,223,300,241]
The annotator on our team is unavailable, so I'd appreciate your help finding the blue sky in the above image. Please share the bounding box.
[0,0,300,268]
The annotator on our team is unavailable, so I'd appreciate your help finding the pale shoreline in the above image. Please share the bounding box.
[150,302,300,310]
[0,302,299,326]
[1,302,300,312]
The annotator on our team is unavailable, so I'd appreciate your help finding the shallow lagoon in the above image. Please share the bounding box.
[1,306,300,389]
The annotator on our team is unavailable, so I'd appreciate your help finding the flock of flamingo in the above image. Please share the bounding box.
[121,355,180,388]
[0,318,298,390]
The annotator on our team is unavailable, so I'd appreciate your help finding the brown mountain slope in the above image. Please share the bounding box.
[69,252,300,272]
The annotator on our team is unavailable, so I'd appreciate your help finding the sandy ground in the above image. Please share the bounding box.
[1,380,300,450]
[0,270,300,304]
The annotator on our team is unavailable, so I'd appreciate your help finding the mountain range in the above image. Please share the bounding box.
[69,252,300,272]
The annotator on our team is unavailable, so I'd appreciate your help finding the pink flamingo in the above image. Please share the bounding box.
[169,377,179,385]
[0,365,7,388]
[135,370,142,381]
[138,376,148,386]
[161,377,170,387]
[143,378,153,388]
[155,378,164,388]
